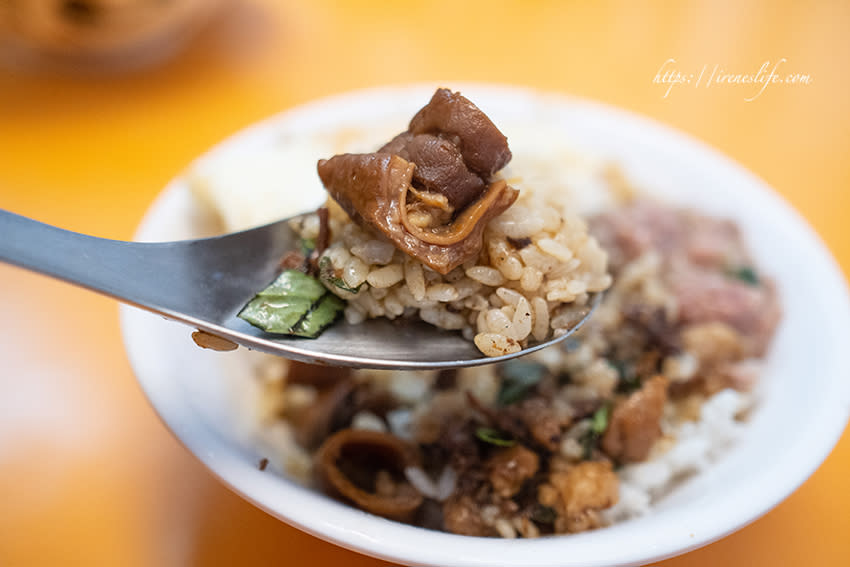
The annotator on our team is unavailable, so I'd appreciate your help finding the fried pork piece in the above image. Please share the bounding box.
[486,445,540,499]
[442,494,496,537]
[601,375,668,463]
[538,461,619,534]
[669,322,758,396]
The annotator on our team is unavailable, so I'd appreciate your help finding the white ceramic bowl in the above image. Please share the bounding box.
[121,84,850,567]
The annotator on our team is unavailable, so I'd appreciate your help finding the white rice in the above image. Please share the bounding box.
[603,389,751,522]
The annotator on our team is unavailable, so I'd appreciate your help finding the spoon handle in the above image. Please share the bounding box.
[1,209,131,292]
[0,208,196,316]
[0,208,299,326]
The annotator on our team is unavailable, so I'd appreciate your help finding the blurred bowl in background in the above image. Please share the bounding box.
[0,0,228,71]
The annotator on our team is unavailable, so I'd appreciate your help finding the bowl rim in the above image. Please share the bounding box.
[121,82,850,567]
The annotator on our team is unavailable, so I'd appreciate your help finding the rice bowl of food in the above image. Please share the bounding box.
[121,84,850,566]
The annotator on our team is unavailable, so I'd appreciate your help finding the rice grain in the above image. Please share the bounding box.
[367,264,405,288]
[474,333,521,356]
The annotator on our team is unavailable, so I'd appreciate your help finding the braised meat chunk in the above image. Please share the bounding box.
[314,429,424,522]
[317,88,518,274]
[379,132,485,211]
[408,88,512,178]
[601,375,668,463]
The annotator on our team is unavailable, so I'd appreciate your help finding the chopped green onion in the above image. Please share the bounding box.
[256,269,326,299]
[319,256,362,293]
[298,237,316,257]
[238,269,344,338]
[728,265,759,286]
[239,295,314,333]
[290,293,345,337]
[475,427,516,447]
[590,404,610,435]
[497,360,546,406]
[580,404,612,459]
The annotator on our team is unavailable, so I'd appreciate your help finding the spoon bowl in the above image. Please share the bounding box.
[0,208,596,369]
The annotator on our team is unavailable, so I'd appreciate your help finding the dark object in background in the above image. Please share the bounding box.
[0,0,228,70]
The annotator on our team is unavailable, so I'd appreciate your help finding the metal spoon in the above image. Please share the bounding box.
[0,208,597,369]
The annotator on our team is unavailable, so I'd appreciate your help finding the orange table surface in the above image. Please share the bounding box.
[1,1,848,565]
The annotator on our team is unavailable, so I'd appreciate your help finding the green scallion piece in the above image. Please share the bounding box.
[590,404,610,435]
[319,256,362,293]
[728,265,760,286]
[475,427,516,447]
[238,269,344,338]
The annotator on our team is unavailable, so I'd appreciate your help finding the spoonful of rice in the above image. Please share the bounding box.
[0,208,599,369]
[0,88,608,369]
